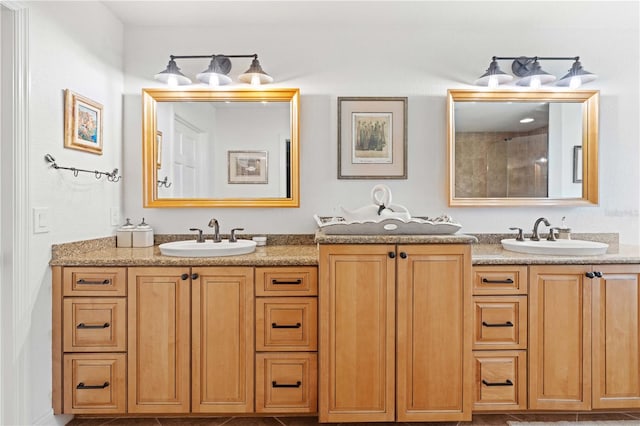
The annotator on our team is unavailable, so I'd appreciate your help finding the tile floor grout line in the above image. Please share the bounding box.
[273,417,288,426]
[218,417,236,426]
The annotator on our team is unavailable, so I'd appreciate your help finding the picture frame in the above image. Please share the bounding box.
[228,150,268,184]
[64,89,103,155]
[573,145,583,183]
[338,97,407,179]
[156,130,163,169]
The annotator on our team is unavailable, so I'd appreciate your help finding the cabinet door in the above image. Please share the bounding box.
[319,244,396,423]
[529,265,591,410]
[396,244,472,422]
[192,267,254,413]
[127,267,190,413]
[592,265,640,409]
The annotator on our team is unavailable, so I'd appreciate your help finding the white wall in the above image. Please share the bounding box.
[122,1,639,244]
[23,2,123,423]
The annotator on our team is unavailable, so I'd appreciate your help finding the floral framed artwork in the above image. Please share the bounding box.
[228,150,268,184]
[156,130,163,169]
[64,89,103,155]
[338,97,407,179]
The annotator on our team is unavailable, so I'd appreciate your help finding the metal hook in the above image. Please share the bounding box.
[157,176,172,188]
[95,171,102,179]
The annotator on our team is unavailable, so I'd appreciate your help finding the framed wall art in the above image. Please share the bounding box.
[338,97,407,179]
[573,145,583,183]
[228,150,268,184]
[156,130,163,169]
[64,89,103,155]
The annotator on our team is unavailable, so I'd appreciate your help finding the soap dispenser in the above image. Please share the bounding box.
[132,218,154,247]
[116,218,135,248]
[557,216,572,240]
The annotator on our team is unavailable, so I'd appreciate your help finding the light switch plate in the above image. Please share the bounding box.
[110,207,120,226]
[33,207,49,233]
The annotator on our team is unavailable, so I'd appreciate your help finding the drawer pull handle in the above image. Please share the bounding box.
[77,381,109,390]
[482,321,514,328]
[482,379,513,387]
[272,380,302,388]
[481,278,514,284]
[271,279,302,285]
[77,279,111,285]
[272,322,302,329]
[77,322,110,329]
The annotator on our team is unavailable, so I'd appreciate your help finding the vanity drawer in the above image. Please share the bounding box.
[256,352,317,413]
[474,351,527,411]
[473,296,527,350]
[63,353,126,414]
[473,266,527,295]
[256,297,317,351]
[63,267,126,296]
[256,267,318,296]
[63,298,126,352]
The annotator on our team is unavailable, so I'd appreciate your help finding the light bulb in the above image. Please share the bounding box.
[208,75,220,86]
[251,74,261,86]
[569,76,582,89]
[488,75,499,89]
[167,75,178,87]
[529,76,542,89]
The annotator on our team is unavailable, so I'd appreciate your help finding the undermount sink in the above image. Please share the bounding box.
[159,239,257,257]
[501,238,609,256]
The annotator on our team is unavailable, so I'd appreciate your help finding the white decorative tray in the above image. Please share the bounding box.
[314,214,462,235]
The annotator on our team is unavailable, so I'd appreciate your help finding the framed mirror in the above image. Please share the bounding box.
[142,88,299,207]
[447,90,599,206]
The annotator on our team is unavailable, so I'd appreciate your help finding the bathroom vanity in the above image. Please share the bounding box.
[50,235,640,421]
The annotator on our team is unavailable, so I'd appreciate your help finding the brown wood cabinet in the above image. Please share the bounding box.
[319,244,472,423]
[191,267,254,413]
[472,265,528,412]
[127,267,191,413]
[529,264,640,410]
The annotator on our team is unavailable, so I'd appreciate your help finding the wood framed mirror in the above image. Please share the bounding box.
[142,88,299,207]
[447,89,599,206]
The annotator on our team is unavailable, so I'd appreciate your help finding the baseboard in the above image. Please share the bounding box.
[32,410,73,425]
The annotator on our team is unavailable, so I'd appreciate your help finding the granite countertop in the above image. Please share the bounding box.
[50,244,319,267]
[472,243,640,265]
[50,233,640,267]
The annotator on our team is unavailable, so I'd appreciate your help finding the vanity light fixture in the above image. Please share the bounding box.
[475,56,597,89]
[154,54,273,87]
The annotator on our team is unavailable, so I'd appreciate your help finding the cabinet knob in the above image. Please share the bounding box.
[388,252,396,259]
[181,273,189,280]
[399,252,407,259]
[585,272,595,279]
[594,271,603,278]
[191,273,199,280]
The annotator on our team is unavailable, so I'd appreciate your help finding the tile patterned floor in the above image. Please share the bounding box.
[67,412,640,426]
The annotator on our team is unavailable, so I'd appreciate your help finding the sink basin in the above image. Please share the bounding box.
[159,239,257,257]
[501,239,608,256]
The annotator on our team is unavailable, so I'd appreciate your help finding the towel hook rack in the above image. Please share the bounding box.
[157,176,172,188]
[44,153,121,183]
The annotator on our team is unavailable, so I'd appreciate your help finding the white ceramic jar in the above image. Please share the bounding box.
[116,218,135,248]
[132,218,154,247]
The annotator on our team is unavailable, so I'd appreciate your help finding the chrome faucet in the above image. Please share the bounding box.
[189,228,205,243]
[531,217,551,241]
[208,218,222,243]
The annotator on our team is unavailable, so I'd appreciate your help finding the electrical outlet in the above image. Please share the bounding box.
[33,207,49,234]
[110,207,121,226]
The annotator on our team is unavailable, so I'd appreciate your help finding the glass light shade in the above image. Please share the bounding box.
[196,56,233,86]
[516,60,556,87]
[475,60,513,86]
[557,60,597,87]
[154,59,192,86]
[238,58,274,85]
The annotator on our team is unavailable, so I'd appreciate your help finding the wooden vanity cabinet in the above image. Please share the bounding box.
[54,266,128,414]
[472,265,528,412]
[319,244,472,423]
[529,264,640,410]
[127,267,191,413]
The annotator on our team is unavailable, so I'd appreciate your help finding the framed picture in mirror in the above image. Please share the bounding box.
[228,150,268,184]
